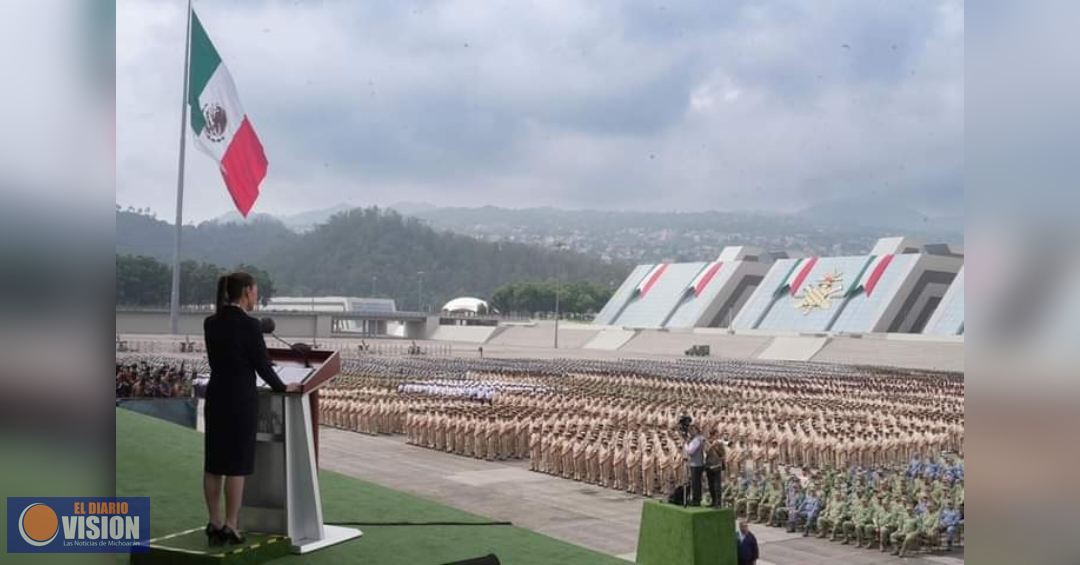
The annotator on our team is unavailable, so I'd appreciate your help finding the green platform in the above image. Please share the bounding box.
[130,528,291,565]
[635,501,736,565]
[116,408,623,565]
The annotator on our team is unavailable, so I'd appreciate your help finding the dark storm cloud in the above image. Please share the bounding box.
[117,0,962,222]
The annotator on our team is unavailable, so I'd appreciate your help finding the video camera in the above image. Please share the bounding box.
[677,415,693,435]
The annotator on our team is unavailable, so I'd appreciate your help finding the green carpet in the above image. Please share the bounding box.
[116,409,624,565]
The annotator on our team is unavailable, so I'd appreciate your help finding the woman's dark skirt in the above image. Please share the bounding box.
[203,393,257,476]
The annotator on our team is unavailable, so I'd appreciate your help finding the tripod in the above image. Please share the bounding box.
[683,462,691,508]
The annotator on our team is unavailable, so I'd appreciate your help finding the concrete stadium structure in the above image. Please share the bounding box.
[268,296,397,334]
[593,246,778,329]
[732,237,962,334]
[922,266,965,335]
[117,238,964,372]
[596,237,964,336]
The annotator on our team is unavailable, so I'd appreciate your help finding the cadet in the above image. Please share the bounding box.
[890,504,921,557]
[791,488,822,537]
[817,491,847,541]
[879,497,905,553]
[756,478,783,524]
[938,499,962,551]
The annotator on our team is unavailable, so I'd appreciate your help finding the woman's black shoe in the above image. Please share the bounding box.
[205,523,224,547]
[221,525,246,545]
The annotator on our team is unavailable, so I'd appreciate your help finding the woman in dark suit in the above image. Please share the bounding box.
[203,272,299,545]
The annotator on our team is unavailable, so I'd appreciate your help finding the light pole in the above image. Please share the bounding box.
[553,242,567,349]
[416,271,425,313]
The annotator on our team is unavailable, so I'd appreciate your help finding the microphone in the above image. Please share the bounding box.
[260,317,312,368]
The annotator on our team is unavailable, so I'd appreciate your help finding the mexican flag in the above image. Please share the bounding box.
[775,256,818,297]
[188,9,267,217]
[849,254,894,297]
[687,261,723,297]
[634,263,669,298]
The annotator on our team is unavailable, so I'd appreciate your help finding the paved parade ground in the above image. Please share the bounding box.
[320,427,965,565]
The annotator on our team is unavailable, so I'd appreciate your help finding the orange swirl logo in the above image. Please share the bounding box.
[18,503,59,546]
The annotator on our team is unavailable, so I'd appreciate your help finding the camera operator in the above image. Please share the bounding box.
[680,416,706,506]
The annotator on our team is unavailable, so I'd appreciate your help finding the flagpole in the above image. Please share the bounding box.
[170,0,193,334]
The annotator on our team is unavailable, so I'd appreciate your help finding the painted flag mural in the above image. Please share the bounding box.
[775,256,818,297]
[850,254,895,297]
[687,261,723,297]
[634,263,669,297]
[188,10,268,217]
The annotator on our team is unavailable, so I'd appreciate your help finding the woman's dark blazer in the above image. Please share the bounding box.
[203,305,287,476]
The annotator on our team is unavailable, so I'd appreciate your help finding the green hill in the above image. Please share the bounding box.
[116,208,629,311]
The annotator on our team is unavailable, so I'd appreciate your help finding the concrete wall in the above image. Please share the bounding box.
[757,336,830,361]
[583,329,638,350]
[811,334,963,372]
[426,325,500,344]
[923,267,965,335]
[117,309,425,339]
[594,264,652,325]
[487,323,600,349]
[619,330,772,358]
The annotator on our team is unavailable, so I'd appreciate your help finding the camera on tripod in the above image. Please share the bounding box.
[677,415,693,435]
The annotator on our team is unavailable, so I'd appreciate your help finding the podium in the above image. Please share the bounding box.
[241,347,362,554]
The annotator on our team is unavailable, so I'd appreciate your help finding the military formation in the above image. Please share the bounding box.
[727,454,963,556]
[122,349,965,556]
[319,357,962,543]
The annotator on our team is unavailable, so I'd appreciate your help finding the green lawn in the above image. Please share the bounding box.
[116,408,625,565]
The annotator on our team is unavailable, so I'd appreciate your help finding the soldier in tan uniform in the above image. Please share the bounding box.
[485,417,498,461]
[529,427,542,471]
[584,437,598,484]
[598,439,612,487]
[473,416,486,460]
[573,434,587,481]
[551,434,564,476]
[561,434,574,479]
[517,416,529,459]
[499,418,513,461]
[445,413,457,454]
[463,416,475,457]
[612,442,627,490]
[626,443,642,494]
[642,445,657,497]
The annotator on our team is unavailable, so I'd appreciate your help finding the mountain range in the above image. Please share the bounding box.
[204,199,962,263]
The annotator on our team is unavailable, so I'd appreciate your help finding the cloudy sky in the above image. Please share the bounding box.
[117,0,962,224]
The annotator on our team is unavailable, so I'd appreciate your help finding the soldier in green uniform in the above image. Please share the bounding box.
[879,497,905,552]
[756,477,783,524]
[857,493,885,548]
[816,491,845,540]
[907,502,941,557]
[722,473,740,508]
[735,477,762,519]
[890,504,921,557]
[842,493,868,545]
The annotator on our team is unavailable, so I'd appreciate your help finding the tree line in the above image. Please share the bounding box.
[488,280,614,317]
[116,207,630,311]
[116,255,275,308]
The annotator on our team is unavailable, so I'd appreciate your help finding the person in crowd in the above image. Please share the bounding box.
[736,520,759,565]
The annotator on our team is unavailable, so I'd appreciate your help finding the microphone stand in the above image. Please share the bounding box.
[270,333,312,368]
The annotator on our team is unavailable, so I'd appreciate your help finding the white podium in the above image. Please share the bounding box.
[241,348,362,553]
